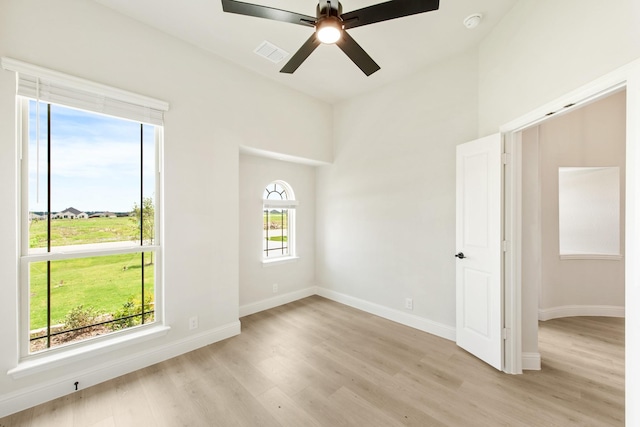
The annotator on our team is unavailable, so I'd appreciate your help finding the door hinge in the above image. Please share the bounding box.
[502,328,510,340]
[502,240,510,252]
[502,153,510,164]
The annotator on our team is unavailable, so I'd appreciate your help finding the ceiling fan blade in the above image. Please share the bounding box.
[341,0,439,30]
[280,34,321,74]
[221,0,315,27]
[336,31,380,76]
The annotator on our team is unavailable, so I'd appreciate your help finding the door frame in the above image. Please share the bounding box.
[499,56,640,425]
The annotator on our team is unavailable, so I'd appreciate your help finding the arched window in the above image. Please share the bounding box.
[263,181,297,259]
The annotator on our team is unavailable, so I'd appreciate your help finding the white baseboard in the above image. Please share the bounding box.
[522,352,541,370]
[315,287,456,341]
[539,305,625,321]
[239,287,317,317]
[241,286,456,341]
[0,321,240,418]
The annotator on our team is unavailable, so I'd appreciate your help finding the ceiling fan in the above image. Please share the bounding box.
[220,0,440,76]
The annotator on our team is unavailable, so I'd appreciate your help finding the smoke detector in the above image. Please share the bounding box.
[463,13,483,29]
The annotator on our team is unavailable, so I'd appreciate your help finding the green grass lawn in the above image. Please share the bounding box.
[30,253,154,329]
[29,216,136,248]
[263,212,288,229]
[28,217,154,331]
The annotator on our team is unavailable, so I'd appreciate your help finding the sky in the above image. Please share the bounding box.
[28,101,156,213]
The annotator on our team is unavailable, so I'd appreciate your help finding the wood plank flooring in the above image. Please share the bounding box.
[0,296,624,426]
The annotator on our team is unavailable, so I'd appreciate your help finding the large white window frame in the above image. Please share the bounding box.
[2,58,169,367]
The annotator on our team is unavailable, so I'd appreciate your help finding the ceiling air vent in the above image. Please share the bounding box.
[254,41,289,64]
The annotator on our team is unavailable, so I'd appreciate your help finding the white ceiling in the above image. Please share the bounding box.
[95,0,518,103]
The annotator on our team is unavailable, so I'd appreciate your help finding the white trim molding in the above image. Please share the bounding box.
[539,305,625,321]
[8,325,171,379]
[239,287,316,317]
[261,256,300,266]
[0,57,169,112]
[315,288,456,341]
[559,254,623,261]
[240,286,456,341]
[522,352,541,370]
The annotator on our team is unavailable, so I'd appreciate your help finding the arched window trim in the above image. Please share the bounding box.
[263,180,298,208]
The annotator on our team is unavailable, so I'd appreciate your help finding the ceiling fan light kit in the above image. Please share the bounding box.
[220,0,440,76]
[316,16,343,44]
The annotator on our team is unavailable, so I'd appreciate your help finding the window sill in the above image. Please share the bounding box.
[8,324,170,379]
[262,256,299,267]
[559,254,623,261]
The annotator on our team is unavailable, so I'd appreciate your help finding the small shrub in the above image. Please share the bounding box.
[63,305,99,334]
[109,295,154,331]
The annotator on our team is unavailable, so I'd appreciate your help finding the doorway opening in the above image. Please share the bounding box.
[517,89,626,370]
[500,60,639,410]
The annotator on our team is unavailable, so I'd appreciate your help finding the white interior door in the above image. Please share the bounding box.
[455,133,503,370]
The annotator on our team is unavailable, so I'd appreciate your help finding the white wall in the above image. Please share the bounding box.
[239,154,317,315]
[479,0,640,136]
[315,51,478,334]
[520,128,541,359]
[0,0,331,416]
[316,3,639,416]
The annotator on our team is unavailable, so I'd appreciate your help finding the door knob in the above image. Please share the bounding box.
[455,252,466,259]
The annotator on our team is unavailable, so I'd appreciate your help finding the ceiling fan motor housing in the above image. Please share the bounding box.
[317,1,342,18]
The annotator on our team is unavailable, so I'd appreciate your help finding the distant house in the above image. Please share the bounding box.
[28,212,45,221]
[53,207,88,219]
[89,212,117,218]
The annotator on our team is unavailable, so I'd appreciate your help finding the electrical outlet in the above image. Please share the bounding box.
[189,316,198,330]
[405,298,413,310]
[273,283,278,293]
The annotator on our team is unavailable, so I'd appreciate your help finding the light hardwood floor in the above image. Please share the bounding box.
[0,296,624,426]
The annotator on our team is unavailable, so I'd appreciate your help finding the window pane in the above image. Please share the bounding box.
[263,183,288,200]
[263,208,289,257]
[27,101,49,227]
[29,252,155,353]
[27,102,156,252]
